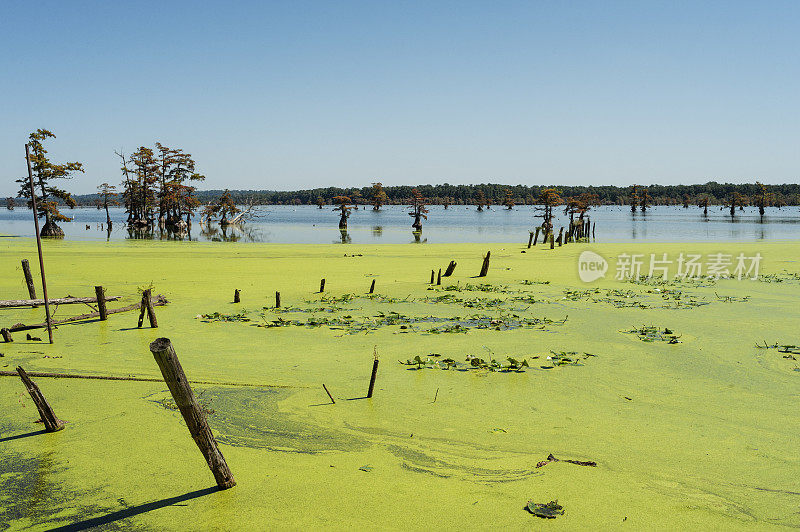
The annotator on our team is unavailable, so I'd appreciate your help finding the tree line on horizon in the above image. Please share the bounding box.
[60,181,800,208]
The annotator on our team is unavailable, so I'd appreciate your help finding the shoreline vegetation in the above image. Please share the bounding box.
[1,239,800,528]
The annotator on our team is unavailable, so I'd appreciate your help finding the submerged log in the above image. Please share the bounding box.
[149,338,236,489]
[8,295,168,332]
[0,295,121,308]
[21,259,37,303]
[16,366,65,432]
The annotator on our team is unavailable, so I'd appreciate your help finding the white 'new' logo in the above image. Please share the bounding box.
[578,251,608,282]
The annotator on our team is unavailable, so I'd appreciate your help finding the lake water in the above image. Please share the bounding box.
[1,204,799,244]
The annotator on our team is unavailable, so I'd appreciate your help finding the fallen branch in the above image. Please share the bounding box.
[0,370,299,388]
[0,295,121,308]
[8,295,168,332]
[535,453,597,468]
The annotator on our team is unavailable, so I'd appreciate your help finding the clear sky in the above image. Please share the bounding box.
[1,0,798,195]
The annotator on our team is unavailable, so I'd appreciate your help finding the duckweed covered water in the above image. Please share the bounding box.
[1,238,800,529]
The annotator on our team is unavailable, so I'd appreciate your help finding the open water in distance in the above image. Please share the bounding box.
[1,204,799,244]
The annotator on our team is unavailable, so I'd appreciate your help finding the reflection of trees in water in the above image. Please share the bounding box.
[127,224,194,241]
[372,226,383,237]
[201,222,263,242]
[337,229,352,244]
[412,231,427,244]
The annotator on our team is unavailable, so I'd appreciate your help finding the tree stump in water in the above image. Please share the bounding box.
[533,227,540,246]
[1,328,12,342]
[233,289,240,303]
[40,220,64,238]
[319,279,325,293]
[149,338,235,489]
[444,261,457,277]
[16,366,64,432]
[369,280,375,294]
[478,251,491,277]
[437,269,442,285]
[94,286,107,320]
[275,291,281,308]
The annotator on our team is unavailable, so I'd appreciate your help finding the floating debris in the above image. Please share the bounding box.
[526,500,564,519]
[621,326,681,344]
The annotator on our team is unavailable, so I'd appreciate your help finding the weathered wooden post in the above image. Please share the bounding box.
[430,270,435,284]
[550,234,555,249]
[367,353,379,398]
[592,222,596,239]
[533,227,540,246]
[527,231,534,248]
[16,366,64,432]
[138,289,158,328]
[149,338,236,489]
[1,328,12,342]
[233,289,240,303]
[478,251,491,277]
[369,279,375,294]
[322,383,335,404]
[94,286,107,321]
[557,227,563,246]
[437,268,442,285]
[25,144,53,344]
[275,291,281,308]
[444,261,457,277]
[21,259,37,304]
[319,279,326,293]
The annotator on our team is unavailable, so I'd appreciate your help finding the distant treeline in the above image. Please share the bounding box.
[59,182,800,207]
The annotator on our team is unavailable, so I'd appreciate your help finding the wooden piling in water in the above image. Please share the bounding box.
[527,231,534,248]
[275,291,281,308]
[149,338,235,489]
[138,289,158,328]
[1,328,12,342]
[550,234,555,249]
[233,289,240,303]
[16,366,64,432]
[444,261,457,277]
[369,279,375,294]
[478,251,491,277]
[557,227,563,246]
[323,383,335,404]
[319,279,325,293]
[437,268,442,285]
[367,355,379,398]
[430,270,435,284]
[21,259,37,304]
[533,227,540,246]
[94,286,107,321]
[592,222,596,239]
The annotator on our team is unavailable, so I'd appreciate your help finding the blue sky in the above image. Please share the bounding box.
[1,1,798,195]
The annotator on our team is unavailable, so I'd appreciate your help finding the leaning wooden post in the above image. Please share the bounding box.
[478,251,491,277]
[444,261,457,277]
[1,328,12,342]
[322,383,335,404]
[527,231,534,248]
[149,338,235,489]
[137,291,147,328]
[233,289,240,303]
[275,291,281,308]
[437,268,442,285]
[533,227,540,246]
[144,290,158,328]
[430,270,435,284]
[21,259,37,305]
[369,279,375,294]
[592,222,596,240]
[94,286,107,321]
[367,351,379,398]
[319,279,325,293]
[16,366,64,432]
[25,144,53,344]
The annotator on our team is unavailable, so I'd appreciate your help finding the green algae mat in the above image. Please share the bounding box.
[1,239,800,529]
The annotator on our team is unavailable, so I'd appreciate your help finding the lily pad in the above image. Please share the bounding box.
[526,500,564,519]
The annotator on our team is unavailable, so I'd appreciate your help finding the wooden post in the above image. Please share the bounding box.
[527,231,534,248]
[137,291,147,328]
[319,279,325,293]
[430,270,435,284]
[233,289,240,303]
[25,144,53,344]
[275,291,281,308]
[145,290,158,328]
[437,269,442,285]
[478,251,491,277]
[21,259,37,304]
[94,286,107,321]
[1,328,12,342]
[367,355,379,398]
[369,279,375,294]
[444,261,457,277]
[533,227,540,246]
[322,383,335,404]
[149,338,235,489]
[16,366,64,432]
[550,234,555,249]
[557,227,563,246]
[592,222,596,239]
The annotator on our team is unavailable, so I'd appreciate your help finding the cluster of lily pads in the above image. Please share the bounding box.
[399,351,594,371]
[621,325,681,343]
